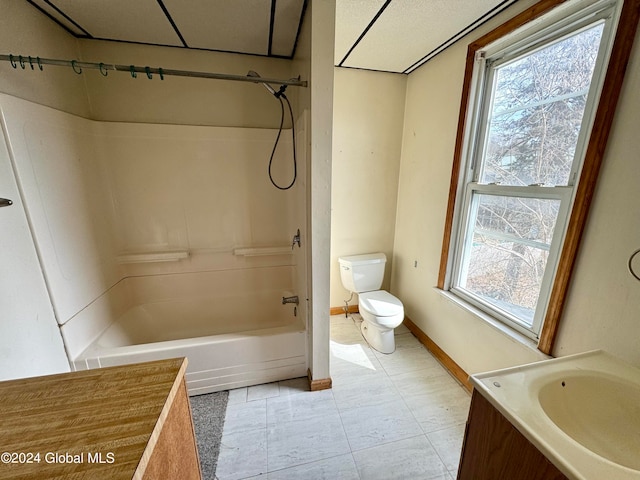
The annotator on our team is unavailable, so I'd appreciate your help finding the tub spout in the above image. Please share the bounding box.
[282,295,299,305]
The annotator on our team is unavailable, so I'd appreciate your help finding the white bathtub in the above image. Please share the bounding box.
[66,266,307,395]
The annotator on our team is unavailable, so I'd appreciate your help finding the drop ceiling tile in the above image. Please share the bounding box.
[163,0,271,55]
[29,0,87,36]
[334,0,387,65]
[50,0,183,46]
[342,0,515,72]
[271,0,305,57]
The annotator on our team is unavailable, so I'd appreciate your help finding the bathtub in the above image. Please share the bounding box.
[65,266,307,395]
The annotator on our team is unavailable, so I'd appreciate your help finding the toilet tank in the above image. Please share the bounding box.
[338,253,386,293]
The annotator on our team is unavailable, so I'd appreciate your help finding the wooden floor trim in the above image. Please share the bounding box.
[403,316,473,392]
[307,369,332,391]
[329,305,359,316]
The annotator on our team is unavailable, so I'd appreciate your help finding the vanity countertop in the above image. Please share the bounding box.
[0,357,200,480]
[471,350,640,480]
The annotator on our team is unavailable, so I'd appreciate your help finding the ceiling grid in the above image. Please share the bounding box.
[26,0,307,59]
[26,0,521,71]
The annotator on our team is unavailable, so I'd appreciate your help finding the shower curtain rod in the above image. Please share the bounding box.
[0,53,307,87]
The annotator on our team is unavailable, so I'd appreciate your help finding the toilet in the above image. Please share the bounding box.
[338,253,404,354]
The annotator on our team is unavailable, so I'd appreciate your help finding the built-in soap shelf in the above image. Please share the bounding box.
[233,246,292,257]
[117,249,190,264]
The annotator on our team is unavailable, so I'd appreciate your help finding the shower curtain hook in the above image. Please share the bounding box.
[18,55,25,69]
[145,66,152,79]
[99,63,108,76]
[130,65,137,78]
[71,60,82,74]
[9,54,16,68]
[37,57,43,71]
[159,67,164,80]
[28,56,34,70]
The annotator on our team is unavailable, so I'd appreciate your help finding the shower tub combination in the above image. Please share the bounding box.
[0,92,308,395]
[64,265,307,395]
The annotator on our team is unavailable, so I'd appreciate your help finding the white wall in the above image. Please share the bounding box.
[0,1,88,378]
[392,0,640,373]
[2,96,121,327]
[330,68,406,309]
[2,95,303,358]
[0,117,70,379]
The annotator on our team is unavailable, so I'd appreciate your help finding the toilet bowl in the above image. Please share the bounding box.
[338,253,404,354]
[358,290,404,353]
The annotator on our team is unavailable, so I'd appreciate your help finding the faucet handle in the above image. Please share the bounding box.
[291,228,301,250]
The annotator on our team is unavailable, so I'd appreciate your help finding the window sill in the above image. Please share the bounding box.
[435,288,550,358]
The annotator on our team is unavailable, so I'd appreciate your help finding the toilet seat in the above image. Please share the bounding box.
[359,290,403,317]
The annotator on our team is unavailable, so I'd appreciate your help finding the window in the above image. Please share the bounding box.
[439,0,639,349]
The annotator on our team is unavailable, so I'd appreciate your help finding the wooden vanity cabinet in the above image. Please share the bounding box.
[457,389,568,480]
[0,358,201,480]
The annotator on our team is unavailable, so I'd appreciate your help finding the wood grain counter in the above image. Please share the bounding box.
[0,358,202,480]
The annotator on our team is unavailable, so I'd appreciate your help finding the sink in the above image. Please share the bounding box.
[538,372,640,470]
[471,350,640,480]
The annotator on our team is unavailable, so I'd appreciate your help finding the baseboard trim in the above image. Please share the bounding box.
[307,369,332,391]
[329,305,359,316]
[403,316,472,392]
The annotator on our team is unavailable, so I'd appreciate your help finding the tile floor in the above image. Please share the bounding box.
[215,314,471,480]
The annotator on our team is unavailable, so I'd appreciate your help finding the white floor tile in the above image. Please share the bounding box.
[223,399,267,435]
[267,414,351,471]
[331,317,367,345]
[216,428,267,480]
[390,367,461,399]
[247,382,281,401]
[330,341,385,386]
[426,424,467,472]
[352,435,449,480]
[277,377,310,397]
[332,372,400,411]
[227,387,248,405]
[376,344,441,376]
[395,323,411,335]
[217,314,471,480]
[403,385,471,434]
[388,332,424,351]
[267,389,337,425]
[340,399,424,451]
[266,453,359,480]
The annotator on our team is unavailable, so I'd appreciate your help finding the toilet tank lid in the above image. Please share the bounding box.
[338,253,386,267]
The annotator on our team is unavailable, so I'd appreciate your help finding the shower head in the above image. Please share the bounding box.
[247,70,277,96]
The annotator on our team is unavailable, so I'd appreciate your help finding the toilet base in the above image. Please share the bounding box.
[360,321,396,354]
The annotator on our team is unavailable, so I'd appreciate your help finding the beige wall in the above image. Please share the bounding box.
[307,0,336,381]
[0,1,304,128]
[392,0,640,373]
[553,29,640,363]
[0,0,89,116]
[330,68,406,309]
[78,40,296,128]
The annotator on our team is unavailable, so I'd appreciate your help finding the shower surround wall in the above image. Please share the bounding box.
[0,94,307,392]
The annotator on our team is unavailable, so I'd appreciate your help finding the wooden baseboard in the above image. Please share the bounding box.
[307,369,332,391]
[329,305,359,316]
[403,316,473,392]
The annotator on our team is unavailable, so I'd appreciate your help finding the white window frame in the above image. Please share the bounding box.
[445,0,624,340]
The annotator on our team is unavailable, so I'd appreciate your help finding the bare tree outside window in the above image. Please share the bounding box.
[457,23,605,330]
[480,24,604,187]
